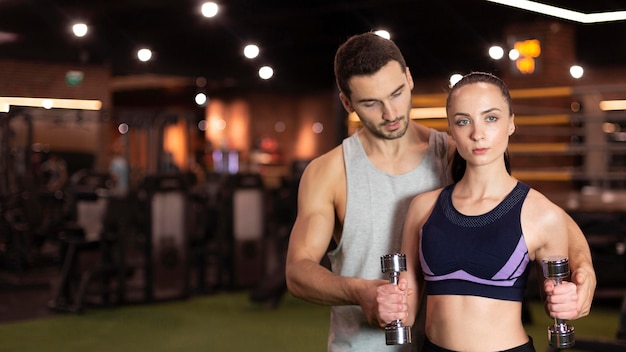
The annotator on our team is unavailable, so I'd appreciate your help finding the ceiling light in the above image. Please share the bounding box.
[195,92,208,106]
[201,2,219,18]
[72,23,88,37]
[569,65,584,79]
[137,48,152,62]
[374,30,390,40]
[489,46,504,60]
[259,66,273,80]
[244,44,259,59]
[486,0,626,24]
[449,74,463,87]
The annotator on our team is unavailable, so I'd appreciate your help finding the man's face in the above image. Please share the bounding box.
[341,61,414,140]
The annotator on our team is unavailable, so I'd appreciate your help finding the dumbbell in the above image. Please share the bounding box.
[542,256,575,349]
[380,253,412,345]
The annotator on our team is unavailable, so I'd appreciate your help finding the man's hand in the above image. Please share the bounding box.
[571,267,596,318]
[562,210,596,319]
[355,279,389,327]
[375,278,412,328]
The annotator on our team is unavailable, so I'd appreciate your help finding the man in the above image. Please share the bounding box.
[285,32,595,351]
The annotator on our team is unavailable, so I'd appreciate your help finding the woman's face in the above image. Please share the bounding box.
[447,82,515,169]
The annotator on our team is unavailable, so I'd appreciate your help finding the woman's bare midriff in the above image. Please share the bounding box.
[425,295,530,352]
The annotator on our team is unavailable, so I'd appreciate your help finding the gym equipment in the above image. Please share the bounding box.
[47,172,135,313]
[223,173,266,289]
[380,253,412,345]
[188,173,226,293]
[141,174,191,302]
[542,256,575,349]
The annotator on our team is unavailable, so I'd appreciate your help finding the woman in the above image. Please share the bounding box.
[376,72,578,351]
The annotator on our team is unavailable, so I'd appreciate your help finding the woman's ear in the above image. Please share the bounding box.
[508,115,516,136]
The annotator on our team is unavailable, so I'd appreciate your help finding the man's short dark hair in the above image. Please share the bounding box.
[334,32,407,98]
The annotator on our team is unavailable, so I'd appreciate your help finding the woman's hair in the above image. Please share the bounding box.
[334,32,407,99]
[447,72,513,183]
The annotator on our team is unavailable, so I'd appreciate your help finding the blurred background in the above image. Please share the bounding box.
[0,1,625,350]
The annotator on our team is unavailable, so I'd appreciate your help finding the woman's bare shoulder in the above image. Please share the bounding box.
[523,188,568,228]
[525,188,563,213]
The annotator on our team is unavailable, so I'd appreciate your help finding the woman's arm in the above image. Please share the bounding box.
[544,211,596,319]
[526,192,582,321]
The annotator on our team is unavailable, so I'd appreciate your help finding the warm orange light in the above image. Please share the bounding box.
[227,100,250,152]
[600,100,626,111]
[163,120,187,169]
[294,121,316,159]
[516,57,536,74]
[0,96,102,111]
[206,99,226,148]
[513,38,541,74]
[514,39,541,58]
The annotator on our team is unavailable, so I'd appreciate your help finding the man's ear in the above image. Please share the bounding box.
[405,67,414,91]
[339,92,354,113]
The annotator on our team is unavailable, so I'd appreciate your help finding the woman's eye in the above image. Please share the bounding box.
[456,119,469,126]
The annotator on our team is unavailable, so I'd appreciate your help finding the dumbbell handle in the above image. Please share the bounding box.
[380,253,411,345]
[542,256,575,349]
[551,278,567,327]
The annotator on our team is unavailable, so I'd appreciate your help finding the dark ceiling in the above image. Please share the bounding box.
[0,0,625,94]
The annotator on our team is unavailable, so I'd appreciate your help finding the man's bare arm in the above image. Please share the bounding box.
[285,153,387,327]
[286,210,369,306]
[285,155,385,308]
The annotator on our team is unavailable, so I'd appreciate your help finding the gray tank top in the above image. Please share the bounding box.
[327,128,451,352]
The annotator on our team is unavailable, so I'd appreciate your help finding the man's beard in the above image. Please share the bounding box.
[362,115,409,140]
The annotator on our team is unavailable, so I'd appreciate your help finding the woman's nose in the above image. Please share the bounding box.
[471,126,484,141]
